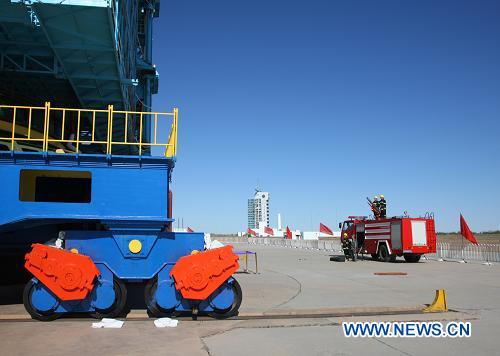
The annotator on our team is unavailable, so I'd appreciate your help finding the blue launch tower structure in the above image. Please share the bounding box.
[0,1,243,320]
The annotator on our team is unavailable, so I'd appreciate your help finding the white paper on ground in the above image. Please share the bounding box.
[207,240,225,249]
[154,317,179,328]
[91,318,124,328]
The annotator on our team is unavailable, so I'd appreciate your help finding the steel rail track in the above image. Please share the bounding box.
[0,308,448,323]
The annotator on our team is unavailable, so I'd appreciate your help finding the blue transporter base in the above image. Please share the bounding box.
[23,231,242,320]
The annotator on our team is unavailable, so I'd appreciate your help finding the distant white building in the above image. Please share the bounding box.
[246,188,341,239]
[248,189,269,229]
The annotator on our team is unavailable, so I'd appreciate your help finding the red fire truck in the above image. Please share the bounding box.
[339,216,436,262]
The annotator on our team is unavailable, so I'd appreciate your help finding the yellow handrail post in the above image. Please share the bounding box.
[107,105,113,155]
[61,109,66,143]
[11,107,17,150]
[165,108,178,158]
[92,111,96,142]
[154,113,158,144]
[43,102,51,152]
[28,107,32,139]
[139,112,143,156]
[124,112,128,143]
[174,107,178,156]
[76,110,81,153]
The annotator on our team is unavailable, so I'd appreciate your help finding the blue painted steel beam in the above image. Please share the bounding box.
[31,6,84,108]
[140,0,155,147]
[0,41,114,52]
[53,44,115,52]
[0,53,57,74]
[68,73,136,83]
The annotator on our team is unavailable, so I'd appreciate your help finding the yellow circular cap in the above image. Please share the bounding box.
[70,248,78,254]
[128,239,142,254]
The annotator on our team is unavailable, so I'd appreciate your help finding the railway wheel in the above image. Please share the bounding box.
[208,279,242,319]
[378,245,396,263]
[90,278,127,319]
[144,277,179,318]
[404,254,421,263]
[23,279,60,321]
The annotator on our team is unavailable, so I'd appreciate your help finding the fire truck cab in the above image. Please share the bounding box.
[339,216,436,263]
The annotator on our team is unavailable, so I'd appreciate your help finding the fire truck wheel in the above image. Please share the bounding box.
[378,244,395,263]
[404,254,421,263]
[371,254,379,261]
[90,278,127,319]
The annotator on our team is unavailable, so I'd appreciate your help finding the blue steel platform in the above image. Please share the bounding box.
[0,151,174,251]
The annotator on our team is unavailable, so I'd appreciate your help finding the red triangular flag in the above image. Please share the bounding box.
[286,226,292,239]
[247,228,256,236]
[264,226,274,235]
[186,227,194,233]
[319,223,333,235]
[460,214,478,245]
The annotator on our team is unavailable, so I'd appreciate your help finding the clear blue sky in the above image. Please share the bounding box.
[152,0,500,233]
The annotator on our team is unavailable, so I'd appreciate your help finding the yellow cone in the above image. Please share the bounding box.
[423,289,448,313]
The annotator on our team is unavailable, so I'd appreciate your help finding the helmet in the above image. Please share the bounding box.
[374,196,379,200]
[343,232,348,237]
[380,195,385,199]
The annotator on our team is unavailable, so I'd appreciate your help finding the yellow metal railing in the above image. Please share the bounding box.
[0,102,178,157]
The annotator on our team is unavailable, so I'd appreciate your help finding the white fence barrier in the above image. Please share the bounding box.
[214,236,249,244]
[425,242,500,263]
[246,237,500,263]
[247,237,342,253]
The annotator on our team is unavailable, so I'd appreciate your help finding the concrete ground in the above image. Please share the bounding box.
[1,243,499,355]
